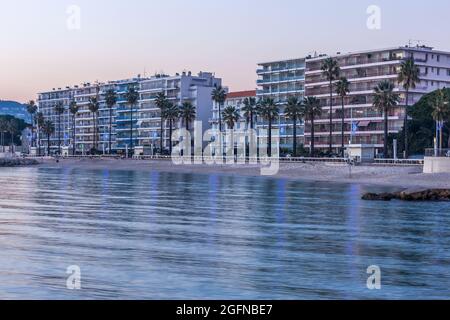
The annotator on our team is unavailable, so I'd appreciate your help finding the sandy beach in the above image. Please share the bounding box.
[33,158,450,190]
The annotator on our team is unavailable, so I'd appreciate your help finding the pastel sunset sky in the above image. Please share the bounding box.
[1,0,450,102]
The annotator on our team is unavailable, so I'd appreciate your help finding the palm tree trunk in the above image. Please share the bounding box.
[404,89,409,159]
[440,122,443,152]
[329,80,333,155]
[47,134,50,156]
[109,108,112,154]
[293,117,297,157]
[130,104,134,155]
[31,115,34,148]
[58,114,61,155]
[169,120,173,155]
[311,117,315,157]
[160,119,164,153]
[92,113,95,153]
[341,97,345,157]
[73,116,76,156]
[268,118,272,157]
[384,108,388,159]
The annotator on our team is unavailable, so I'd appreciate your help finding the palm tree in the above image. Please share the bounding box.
[303,97,322,157]
[398,57,420,158]
[284,96,304,157]
[242,97,257,130]
[7,119,18,153]
[335,77,351,156]
[88,97,100,153]
[373,81,400,158]
[155,92,169,153]
[211,86,227,132]
[179,101,196,131]
[0,118,8,152]
[163,102,180,155]
[125,85,139,155]
[42,120,55,156]
[36,112,44,156]
[69,100,79,156]
[321,57,340,155]
[222,106,240,158]
[26,100,38,148]
[54,101,65,155]
[105,89,117,154]
[258,97,280,157]
[431,89,450,152]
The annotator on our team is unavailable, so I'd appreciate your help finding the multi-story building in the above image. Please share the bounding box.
[305,45,450,155]
[256,58,306,150]
[138,71,221,151]
[37,71,221,155]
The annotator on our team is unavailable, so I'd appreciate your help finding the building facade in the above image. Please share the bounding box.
[256,58,306,150]
[304,46,450,155]
[37,71,221,155]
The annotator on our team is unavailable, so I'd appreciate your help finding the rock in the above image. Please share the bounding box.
[0,158,39,167]
[362,189,450,201]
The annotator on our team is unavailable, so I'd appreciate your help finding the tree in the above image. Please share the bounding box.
[398,57,420,158]
[88,97,100,153]
[222,106,240,158]
[0,118,7,152]
[36,112,45,156]
[7,119,19,152]
[54,101,65,155]
[179,101,196,131]
[284,96,304,157]
[26,100,38,148]
[373,81,400,158]
[125,85,139,156]
[42,120,55,156]
[431,89,450,152]
[105,89,118,154]
[211,86,227,132]
[258,97,279,157]
[155,92,169,153]
[69,100,79,156]
[321,57,340,155]
[242,97,257,130]
[335,77,350,156]
[163,102,179,155]
[303,97,322,157]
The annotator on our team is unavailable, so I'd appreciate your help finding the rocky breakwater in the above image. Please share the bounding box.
[362,189,450,201]
[0,158,39,167]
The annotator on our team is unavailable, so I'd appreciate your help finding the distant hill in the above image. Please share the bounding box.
[0,100,31,123]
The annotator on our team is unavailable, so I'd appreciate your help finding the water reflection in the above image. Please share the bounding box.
[0,167,449,299]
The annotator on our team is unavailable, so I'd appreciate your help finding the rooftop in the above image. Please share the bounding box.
[226,90,257,99]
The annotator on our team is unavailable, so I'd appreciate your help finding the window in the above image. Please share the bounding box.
[437,68,440,76]
[437,55,440,62]
[447,69,450,76]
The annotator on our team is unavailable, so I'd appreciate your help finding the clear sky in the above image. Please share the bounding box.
[1,0,450,102]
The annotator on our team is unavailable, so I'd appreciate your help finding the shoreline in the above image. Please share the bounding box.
[31,158,450,190]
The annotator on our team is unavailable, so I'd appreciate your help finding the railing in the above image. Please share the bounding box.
[373,159,424,166]
[425,148,450,157]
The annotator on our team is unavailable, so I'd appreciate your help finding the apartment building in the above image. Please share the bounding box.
[256,58,306,149]
[37,71,221,155]
[304,45,450,154]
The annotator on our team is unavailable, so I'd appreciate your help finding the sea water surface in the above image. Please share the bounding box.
[0,166,449,300]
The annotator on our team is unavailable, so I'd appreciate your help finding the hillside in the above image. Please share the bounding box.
[0,100,31,123]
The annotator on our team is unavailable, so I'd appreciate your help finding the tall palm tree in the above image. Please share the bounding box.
[222,106,240,158]
[155,92,169,153]
[36,112,44,156]
[42,120,55,156]
[284,96,304,157]
[163,102,180,155]
[373,81,400,158]
[0,118,8,152]
[242,97,257,130]
[54,101,65,155]
[69,100,79,156]
[179,101,196,131]
[431,89,450,152]
[125,85,139,155]
[398,57,420,158]
[105,89,117,154]
[211,86,227,132]
[303,97,322,157]
[26,100,38,148]
[88,97,100,153]
[258,97,280,157]
[321,57,340,155]
[335,77,351,156]
[7,119,18,153]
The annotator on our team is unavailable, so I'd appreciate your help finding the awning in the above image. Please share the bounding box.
[357,121,371,127]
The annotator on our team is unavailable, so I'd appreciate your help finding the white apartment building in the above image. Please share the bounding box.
[305,45,450,154]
